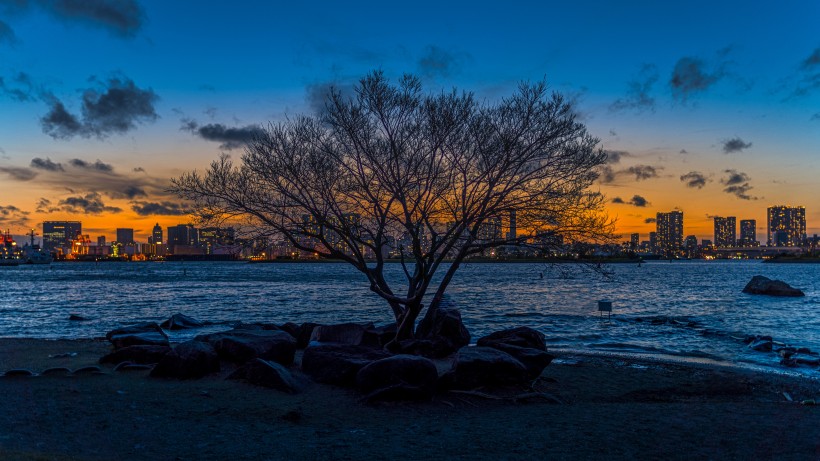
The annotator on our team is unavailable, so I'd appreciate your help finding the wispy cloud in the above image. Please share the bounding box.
[55,192,122,214]
[644,217,656,224]
[669,52,731,101]
[0,204,29,227]
[625,165,660,181]
[181,119,265,150]
[417,45,469,79]
[680,171,708,189]
[609,64,658,113]
[131,201,191,216]
[30,157,64,172]
[0,166,37,181]
[720,169,758,200]
[721,137,752,153]
[612,195,649,207]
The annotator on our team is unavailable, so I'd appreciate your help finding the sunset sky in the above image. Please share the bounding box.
[1,1,818,243]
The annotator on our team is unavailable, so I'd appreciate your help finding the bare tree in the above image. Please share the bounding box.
[172,71,612,343]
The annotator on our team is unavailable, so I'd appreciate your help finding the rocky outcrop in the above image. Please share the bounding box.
[196,329,296,365]
[160,313,204,330]
[301,344,391,387]
[99,345,171,365]
[106,322,169,349]
[227,358,304,393]
[309,322,375,346]
[150,340,220,379]
[742,275,804,297]
[412,308,471,358]
[356,354,438,401]
[442,346,528,389]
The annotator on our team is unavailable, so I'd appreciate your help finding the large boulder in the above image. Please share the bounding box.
[476,327,553,378]
[362,323,397,348]
[227,358,304,393]
[477,327,547,351]
[356,354,438,401]
[442,346,528,389]
[301,344,391,387]
[160,313,204,330]
[99,345,171,365]
[106,322,169,349]
[196,329,296,365]
[150,340,220,379]
[742,275,804,297]
[309,322,375,346]
[414,308,471,357]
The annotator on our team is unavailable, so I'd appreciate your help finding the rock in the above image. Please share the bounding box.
[748,338,773,352]
[792,353,820,366]
[113,362,153,372]
[293,322,320,349]
[40,367,72,376]
[443,346,528,389]
[278,322,300,338]
[487,344,554,379]
[99,345,171,365]
[742,275,804,297]
[150,340,220,379]
[227,358,304,393]
[106,322,169,349]
[2,369,34,377]
[73,366,103,375]
[68,314,87,321]
[196,329,296,365]
[160,313,204,330]
[232,322,281,331]
[414,308,471,357]
[362,323,397,348]
[356,354,438,401]
[309,322,375,346]
[395,338,458,359]
[301,344,391,387]
[477,327,547,351]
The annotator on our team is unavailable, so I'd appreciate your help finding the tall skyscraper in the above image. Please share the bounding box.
[151,223,163,245]
[649,231,657,253]
[116,228,135,244]
[767,206,806,247]
[167,224,199,248]
[739,219,757,247]
[630,233,639,250]
[656,211,683,258]
[42,221,81,251]
[507,210,517,241]
[713,216,736,248]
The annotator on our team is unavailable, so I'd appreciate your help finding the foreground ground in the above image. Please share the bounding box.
[1,338,819,460]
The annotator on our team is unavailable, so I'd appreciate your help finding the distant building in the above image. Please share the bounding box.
[684,235,698,258]
[630,233,639,250]
[701,239,713,248]
[200,227,237,254]
[97,236,106,247]
[150,223,163,245]
[767,206,806,246]
[507,210,517,241]
[167,224,199,249]
[713,216,736,248]
[739,219,758,247]
[656,211,683,258]
[116,228,135,245]
[649,231,658,254]
[43,221,81,252]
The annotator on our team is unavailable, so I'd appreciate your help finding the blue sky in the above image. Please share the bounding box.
[0,0,818,240]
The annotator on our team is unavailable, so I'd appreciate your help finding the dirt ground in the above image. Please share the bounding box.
[1,338,819,460]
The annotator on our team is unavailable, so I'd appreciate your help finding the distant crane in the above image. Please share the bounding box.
[27,228,39,247]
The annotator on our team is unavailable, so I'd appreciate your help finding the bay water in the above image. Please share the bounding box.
[1,260,818,372]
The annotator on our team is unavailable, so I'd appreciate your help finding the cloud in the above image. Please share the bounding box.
[41,76,158,139]
[609,64,658,113]
[417,45,469,79]
[679,149,688,154]
[304,80,356,115]
[68,158,114,173]
[801,48,820,70]
[720,169,757,200]
[670,56,726,101]
[181,120,265,150]
[644,218,656,224]
[721,169,749,186]
[0,204,29,227]
[0,166,37,181]
[613,195,649,207]
[30,157,64,172]
[57,192,122,214]
[721,137,752,153]
[0,72,36,101]
[680,171,708,189]
[789,48,820,98]
[35,197,52,213]
[604,150,630,164]
[44,0,145,37]
[133,166,145,172]
[625,165,660,181]
[131,201,191,216]
[0,19,17,45]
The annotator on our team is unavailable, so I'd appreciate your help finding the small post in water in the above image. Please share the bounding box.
[598,300,612,321]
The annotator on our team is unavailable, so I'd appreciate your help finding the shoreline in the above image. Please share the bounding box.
[2,338,820,459]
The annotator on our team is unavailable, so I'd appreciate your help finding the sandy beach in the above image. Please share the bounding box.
[1,338,820,460]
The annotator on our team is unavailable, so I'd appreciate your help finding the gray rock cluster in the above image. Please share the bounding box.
[86,309,556,400]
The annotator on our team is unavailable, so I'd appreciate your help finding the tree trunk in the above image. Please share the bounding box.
[417,258,463,336]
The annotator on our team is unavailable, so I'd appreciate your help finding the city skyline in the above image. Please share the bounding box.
[1,1,819,241]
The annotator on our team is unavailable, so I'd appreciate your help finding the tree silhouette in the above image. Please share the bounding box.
[172,71,612,342]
